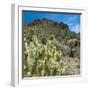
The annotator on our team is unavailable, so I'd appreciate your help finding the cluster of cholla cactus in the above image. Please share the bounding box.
[24,34,70,77]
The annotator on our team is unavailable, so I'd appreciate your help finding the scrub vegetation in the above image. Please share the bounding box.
[23,18,80,77]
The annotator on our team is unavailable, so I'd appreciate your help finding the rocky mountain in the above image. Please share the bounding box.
[25,18,80,44]
[24,18,80,76]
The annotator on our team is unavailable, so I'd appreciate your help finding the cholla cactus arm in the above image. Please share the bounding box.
[24,33,70,77]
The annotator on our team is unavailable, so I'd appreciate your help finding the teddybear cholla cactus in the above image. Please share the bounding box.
[24,34,70,77]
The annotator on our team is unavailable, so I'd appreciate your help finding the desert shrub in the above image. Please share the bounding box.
[60,44,71,57]
[67,39,80,58]
[24,34,70,77]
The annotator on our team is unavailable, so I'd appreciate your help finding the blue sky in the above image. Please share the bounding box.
[23,11,80,33]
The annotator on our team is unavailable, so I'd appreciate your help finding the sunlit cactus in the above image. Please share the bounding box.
[24,34,70,77]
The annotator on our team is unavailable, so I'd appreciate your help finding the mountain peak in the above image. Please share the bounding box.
[26,18,69,30]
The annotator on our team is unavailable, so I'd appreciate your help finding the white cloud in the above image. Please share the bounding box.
[70,24,80,33]
[66,16,79,24]
[69,16,78,21]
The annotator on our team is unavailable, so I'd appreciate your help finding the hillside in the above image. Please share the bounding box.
[23,18,80,77]
[25,18,80,44]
